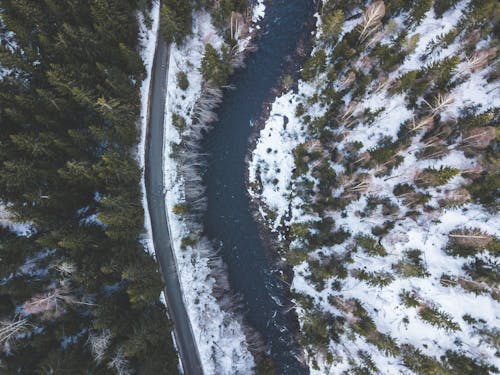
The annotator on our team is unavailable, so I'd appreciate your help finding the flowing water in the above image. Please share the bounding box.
[202,1,315,373]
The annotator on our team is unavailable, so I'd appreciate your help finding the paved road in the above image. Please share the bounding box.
[145,34,204,375]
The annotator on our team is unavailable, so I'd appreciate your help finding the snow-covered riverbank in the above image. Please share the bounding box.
[249,1,500,373]
[139,2,267,374]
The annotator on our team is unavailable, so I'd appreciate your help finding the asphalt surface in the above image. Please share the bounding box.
[145,35,204,375]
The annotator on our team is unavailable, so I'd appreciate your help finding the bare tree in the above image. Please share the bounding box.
[409,115,434,132]
[0,316,30,353]
[464,48,497,73]
[88,330,112,364]
[448,228,493,247]
[358,1,386,43]
[461,126,496,151]
[22,284,93,320]
[108,347,132,375]
[422,93,455,117]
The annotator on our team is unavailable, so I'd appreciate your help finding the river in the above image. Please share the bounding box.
[202,1,315,373]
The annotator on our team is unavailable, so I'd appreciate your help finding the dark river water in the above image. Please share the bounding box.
[202,0,315,373]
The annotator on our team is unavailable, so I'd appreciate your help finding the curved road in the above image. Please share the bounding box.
[145,35,204,375]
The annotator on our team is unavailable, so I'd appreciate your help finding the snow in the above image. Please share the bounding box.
[248,1,500,373]
[137,0,160,257]
[0,204,32,236]
[137,5,255,374]
[161,10,257,375]
[248,91,306,230]
[252,0,266,23]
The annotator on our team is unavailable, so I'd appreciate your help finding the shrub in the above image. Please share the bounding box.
[434,0,460,18]
[399,290,420,307]
[180,233,199,250]
[392,249,430,277]
[446,228,494,257]
[172,112,187,132]
[418,305,460,331]
[466,172,499,211]
[201,43,232,87]
[371,220,395,237]
[172,203,188,215]
[368,138,400,165]
[355,234,387,256]
[408,0,433,25]
[393,183,415,196]
[352,269,395,287]
[301,49,327,81]
[295,103,305,117]
[415,166,460,187]
[176,71,189,90]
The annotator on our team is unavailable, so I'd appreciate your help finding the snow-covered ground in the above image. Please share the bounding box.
[162,12,255,374]
[249,1,499,373]
[137,0,160,258]
[138,3,269,374]
[0,204,32,236]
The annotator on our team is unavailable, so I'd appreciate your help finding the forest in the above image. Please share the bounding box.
[0,0,259,373]
[248,0,499,373]
[0,0,180,373]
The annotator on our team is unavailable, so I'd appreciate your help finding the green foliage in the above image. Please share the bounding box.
[201,43,232,86]
[401,344,449,375]
[0,0,178,371]
[415,166,460,188]
[399,290,420,307]
[406,56,461,105]
[466,0,500,36]
[446,228,495,257]
[255,355,277,375]
[177,71,190,90]
[393,249,430,277]
[393,183,415,196]
[442,350,499,375]
[292,143,322,178]
[320,9,344,45]
[370,33,409,72]
[160,5,180,44]
[160,0,193,44]
[301,308,334,350]
[394,70,418,94]
[368,138,400,165]
[123,253,164,308]
[352,269,395,287]
[434,0,461,18]
[172,112,187,133]
[208,0,247,30]
[419,305,460,331]
[408,0,433,25]
[466,171,499,211]
[355,234,387,256]
[181,233,199,250]
[301,49,327,81]
[463,256,499,286]
[172,203,189,215]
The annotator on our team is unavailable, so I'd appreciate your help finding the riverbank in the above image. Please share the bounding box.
[157,3,268,373]
[248,1,500,373]
[202,1,317,373]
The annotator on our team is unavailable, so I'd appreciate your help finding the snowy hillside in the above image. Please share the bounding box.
[248,0,499,374]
